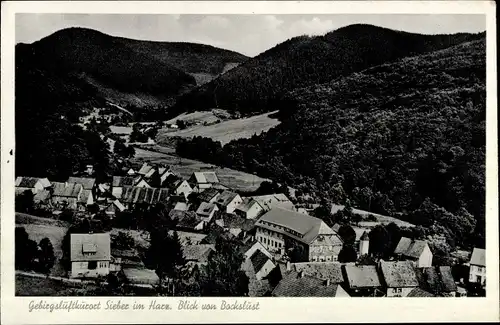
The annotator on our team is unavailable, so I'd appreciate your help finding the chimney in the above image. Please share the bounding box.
[286,260,291,271]
[325,279,331,287]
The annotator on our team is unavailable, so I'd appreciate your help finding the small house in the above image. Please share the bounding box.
[272,270,350,297]
[468,247,486,287]
[238,239,273,260]
[415,266,457,297]
[343,264,384,297]
[111,176,138,199]
[197,188,221,204]
[394,237,433,267]
[70,233,111,278]
[235,198,265,219]
[248,250,275,280]
[170,210,205,232]
[214,190,243,214]
[189,171,220,192]
[195,202,219,222]
[15,176,52,194]
[182,244,215,265]
[51,182,83,211]
[251,194,295,212]
[379,260,419,297]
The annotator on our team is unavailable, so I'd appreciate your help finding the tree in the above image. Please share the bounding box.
[15,227,38,271]
[357,254,377,265]
[200,238,249,296]
[112,231,135,250]
[337,224,356,246]
[38,237,56,275]
[368,225,391,258]
[15,190,35,213]
[338,245,357,263]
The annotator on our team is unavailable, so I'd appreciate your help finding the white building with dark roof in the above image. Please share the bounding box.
[70,233,111,278]
[469,247,486,287]
[195,202,219,222]
[235,198,265,219]
[214,190,243,214]
[255,208,343,262]
[344,264,383,297]
[15,176,52,194]
[394,237,433,267]
[189,172,220,192]
[379,260,419,297]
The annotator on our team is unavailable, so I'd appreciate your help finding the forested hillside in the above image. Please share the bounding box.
[177,39,486,248]
[15,27,248,111]
[173,24,485,116]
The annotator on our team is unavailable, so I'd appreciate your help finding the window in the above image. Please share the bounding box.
[88,261,97,270]
[476,275,482,283]
[397,288,402,293]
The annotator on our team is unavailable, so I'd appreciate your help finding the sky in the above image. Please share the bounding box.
[16,14,486,57]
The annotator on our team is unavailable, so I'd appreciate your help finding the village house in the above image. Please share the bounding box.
[394,237,433,267]
[68,177,96,208]
[359,231,370,256]
[468,247,486,287]
[219,214,255,238]
[379,260,420,297]
[103,200,126,218]
[197,188,221,203]
[173,202,189,212]
[247,250,275,280]
[255,208,343,262]
[111,176,140,198]
[170,210,206,232]
[343,264,384,297]
[15,176,52,194]
[167,179,193,199]
[238,238,273,260]
[182,244,215,265]
[251,194,296,212]
[189,171,220,192]
[290,262,344,286]
[70,233,111,278]
[272,270,350,297]
[119,187,169,210]
[415,266,457,297]
[195,202,219,222]
[235,198,265,219]
[51,182,83,211]
[214,190,243,214]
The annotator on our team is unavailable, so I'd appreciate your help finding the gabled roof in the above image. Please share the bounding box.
[137,163,154,176]
[236,198,263,213]
[70,233,111,262]
[182,244,215,263]
[215,190,240,207]
[200,225,235,245]
[198,188,220,202]
[170,210,204,229]
[15,176,51,188]
[344,264,382,288]
[67,177,96,190]
[380,261,419,288]
[192,172,219,184]
[470,248,485,266]
[251,194,295,211]
[174,202,189,211]
[52,182,83,198]
[272,271,347,297]
[120,186,169,205]
[407,287,435,297]
[222,215,255,232]
[112,176,136,187]
[250,250,272,273]
[291,262,344,284]
[196,202,218,217]
[255,208,338,245]
[394,237,429,259]
[415,266,457,294]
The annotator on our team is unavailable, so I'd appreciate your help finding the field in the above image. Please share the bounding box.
[158,111,280,145]
[131,148,270,192]
[16,274,72,296]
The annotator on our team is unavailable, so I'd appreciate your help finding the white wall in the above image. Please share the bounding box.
[70,260,110,278]
[386,286,415,297]
[246,202,264,219]
[226,195,243,214]
[469,264,486,286]
[255,259,275,280]
[418,245,433,267]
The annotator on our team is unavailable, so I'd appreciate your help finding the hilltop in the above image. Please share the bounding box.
[15,27,248,111]
[172,24,485,116]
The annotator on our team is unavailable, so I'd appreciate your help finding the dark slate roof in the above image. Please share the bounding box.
[52,182,83,198]
[291,262,344,284]
[250,250,270,274]
[380,261,419,288]
[344,264,382,288]
[394,237,429,259]
[470,248,485,266]
[222,215,255,232]
[196,202,218,217]
[255,208,338,245]
[67,177,96,190]
[236,198,262,213]
[120,187,169,205]
[198,188,220,202]
[70,233,111,262]
[170,210,204,229]
[415,266,457,294]
[407,287,435,297]
[112,176,137,187]
[15,177,51,188]
[272,271,344,297]
[182,244,215,263]
[215,190,240,207]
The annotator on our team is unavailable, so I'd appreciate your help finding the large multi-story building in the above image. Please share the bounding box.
[254,208,343,262]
